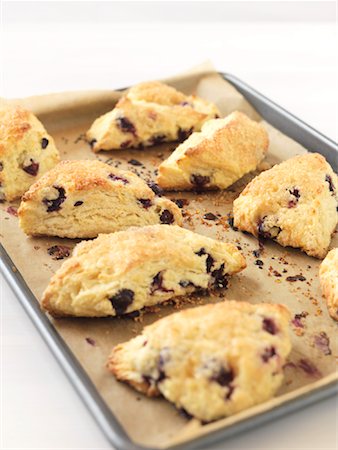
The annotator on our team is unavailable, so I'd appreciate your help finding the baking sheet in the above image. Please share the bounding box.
[1,65,337,449]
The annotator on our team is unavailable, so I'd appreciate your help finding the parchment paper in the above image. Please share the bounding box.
[1,63,337,449]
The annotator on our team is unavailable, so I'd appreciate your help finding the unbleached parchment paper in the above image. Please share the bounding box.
[1,63,337,449]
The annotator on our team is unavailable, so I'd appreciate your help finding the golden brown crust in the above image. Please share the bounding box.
[18,160,182,238]
[41,225,246,318]
[157,111,269,191]
[319,248,338,320]
[86,81,220,151]
[233,153,338,259]
[0,106,60,201]
[107,300,291,422]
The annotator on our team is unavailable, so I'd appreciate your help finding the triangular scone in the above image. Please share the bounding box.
[41,225,246,318]
[86,81,220,152]
[107,301,291,422]
[18,160,182,238]
[0,106,59,201]
[233,153,338,259]
[319,248,338,321]
[157,112,269,191]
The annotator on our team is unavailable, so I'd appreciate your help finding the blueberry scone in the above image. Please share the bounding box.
[233,153,338,259]
[319,248,338,321]
[41,225,246,317]
[18,160,182,238]
[86,81,220,152]
[157,112,269,191]
[0,106,59,201]
[107,301,291,422]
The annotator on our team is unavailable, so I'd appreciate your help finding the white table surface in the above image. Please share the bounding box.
[1,3,337,450]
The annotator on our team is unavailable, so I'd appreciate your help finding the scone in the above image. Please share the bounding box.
[319,248,338,321]
[0,106,59,201]
[18,160,182,238]
[233,153,338,259]
[107,301,291,422]
[157,111,269,191]
[41,225,246,317]
[86,81,220,151]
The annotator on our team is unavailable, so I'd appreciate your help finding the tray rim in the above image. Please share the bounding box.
[1,72,337,450]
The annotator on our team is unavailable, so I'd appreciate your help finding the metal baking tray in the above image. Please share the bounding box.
[1,73,337,450]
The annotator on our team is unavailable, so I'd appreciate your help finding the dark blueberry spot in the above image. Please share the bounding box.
[160,209,174,224]
[128,159,142,166]
[288,187,300,207]
[180,101,191,107]
[325,174,335,193]
[253,248,261,258]
[0,162,3,171]
[292,312,307,328]
[261,346,277,362]
[147,182,163,197]
[172,198,189,208]
[195,248,214,273]
[227,213,238,231]
[109,289,134,315]
[74,201,83,207]
[108,173,129,184]
[22,159,39,176]
[177,127,193,142]
[85,337,96,346]
[286,274,306,282]
[262,318,278,335]
[211,366,234,387]
[116,117,137,136]
[150,134,166,145]
[257,218,281,240]
[47,245,71,260]
[289,187,300,198]
[120,140,132,148]
[89,139,97,148]
[298,359,321,377]
[138,198,152,209]
[313,332,331,356]
[190,173,210,188]
[210,366,235,400]
[43,186,66,212]
[150,271,174,295]
[254,259,264,266]
[203,212,218,221]
[272,270,282,277]
[211,264,228,289]
[41,137,49,149]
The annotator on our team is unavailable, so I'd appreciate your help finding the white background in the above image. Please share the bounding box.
[1,1,337,449]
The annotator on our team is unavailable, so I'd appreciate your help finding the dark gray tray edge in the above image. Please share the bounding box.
[1,73,337,450]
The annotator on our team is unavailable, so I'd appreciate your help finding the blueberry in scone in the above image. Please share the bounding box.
[107,300,291,422]
[233,153,338,259]
[157,111,269,191]
[41,225,246,317]
[0,106,59,201]
[18,160,182,238]
[86,81,220,151]
[319,248,338,321]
